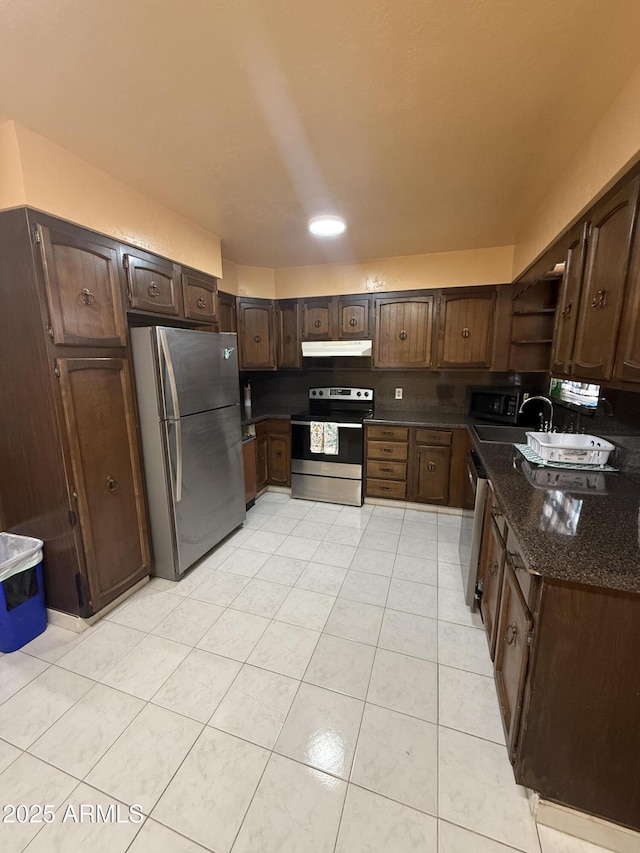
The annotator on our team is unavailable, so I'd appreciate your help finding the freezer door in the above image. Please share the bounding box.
[158,327,240,417]
[168,403,246,575]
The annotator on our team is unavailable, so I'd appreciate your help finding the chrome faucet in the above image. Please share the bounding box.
[518,395,554,432]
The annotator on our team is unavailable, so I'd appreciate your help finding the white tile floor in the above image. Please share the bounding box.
[0,494,616,853]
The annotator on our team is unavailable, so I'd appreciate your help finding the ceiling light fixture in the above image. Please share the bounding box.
[308,215,347,237]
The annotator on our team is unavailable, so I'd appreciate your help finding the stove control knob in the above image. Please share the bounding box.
[319,390,324,396]
[364,391,369,397]
[357,391,362,397]
[311,390,317,396]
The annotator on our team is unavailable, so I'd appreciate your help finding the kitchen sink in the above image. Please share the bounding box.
[472,424,530,444]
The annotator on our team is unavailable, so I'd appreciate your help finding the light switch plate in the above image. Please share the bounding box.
[395,388,403,399]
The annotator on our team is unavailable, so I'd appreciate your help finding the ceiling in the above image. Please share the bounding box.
[2,0,640,268]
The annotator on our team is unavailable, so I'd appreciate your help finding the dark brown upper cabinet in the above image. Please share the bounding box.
[217,290,237,333]
[435,287,496,368]
[37,222,127,348]
[337,295,371,339]
[373,294,434,368]
[277,300,301,368]
[550,224,588,376]
[614,202,640,385]
[237,298,277,370]
[124,250,181,316]
[302,297,334,340]
[181,268,218,324]
[569,177,640,382]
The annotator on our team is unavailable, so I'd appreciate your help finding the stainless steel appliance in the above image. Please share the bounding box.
[130,327,246,580]
[459,449,489,609]
[291,387,373,506]
[469,387,531,424]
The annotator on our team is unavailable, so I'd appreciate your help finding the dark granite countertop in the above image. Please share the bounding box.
[473,438,640,594]
[240,407,292,427]
[366,410,471,428]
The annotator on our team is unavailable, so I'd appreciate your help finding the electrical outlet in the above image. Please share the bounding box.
[395,388,403,400]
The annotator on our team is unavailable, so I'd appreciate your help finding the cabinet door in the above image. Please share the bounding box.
[38,224,127,347]
[494,558,533,758]
[614,222,640,384]
[255,432,268,492]
[56,358,150,613]
[182,269,217,324]
[409,444,450,504]
[217,291,237,333]
[551,225,587,376]
[277,301,301,368]
[338,296,370,339]
[480,515,506,659]
[124,252,181,316]
[374,296,434,368]
[571,178,640,381]
[242,440,257,506]
[302,298,333,340]
[268,433,291,486]
[436,289,496,367]
[237,300,276,370]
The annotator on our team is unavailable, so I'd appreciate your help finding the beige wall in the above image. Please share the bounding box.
[513,62,640,278]
[1,122,223,277]
[220,258,276,297]
[274,245,515,299]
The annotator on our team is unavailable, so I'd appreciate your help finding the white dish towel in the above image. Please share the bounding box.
[309,422,339,455]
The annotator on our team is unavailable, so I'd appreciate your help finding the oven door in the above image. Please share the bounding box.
[459,449,488,609]
[290,420,363,478]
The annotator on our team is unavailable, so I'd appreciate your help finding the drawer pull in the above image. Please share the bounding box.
[148,282,161,298]
[382,448,393,453]
[505,623,518,645]
[591,289,607,309]
[462,327,470,338]
[489,560,498,576]
[561,301,572,319]
[197,297,206,309]
[80,288,96,306]
[399,330,408,341]
[381,486,391,491]
[381,430,394,436]
[380,466,393,472]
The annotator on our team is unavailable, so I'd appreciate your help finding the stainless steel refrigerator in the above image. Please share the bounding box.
[130,326,246,580]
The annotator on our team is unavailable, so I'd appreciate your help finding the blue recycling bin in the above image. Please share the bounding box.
[0,533,47,653]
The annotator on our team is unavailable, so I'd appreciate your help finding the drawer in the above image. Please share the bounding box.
[367,440,408,462]
[366,478,407,500]
[367,460,407,480]
[367,425,409,442]
[414,428,452,446]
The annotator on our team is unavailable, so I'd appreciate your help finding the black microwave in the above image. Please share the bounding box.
[469,388,530,424]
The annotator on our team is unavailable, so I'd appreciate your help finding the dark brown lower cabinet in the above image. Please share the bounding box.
[242,439,257,507]
[408,443,451,504]
[494,557,532,756]
[479,513,506,659]
[57,358,150,612]
[255,419,290,489]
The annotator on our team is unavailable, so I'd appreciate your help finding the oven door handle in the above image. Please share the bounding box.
[290,420,362,429]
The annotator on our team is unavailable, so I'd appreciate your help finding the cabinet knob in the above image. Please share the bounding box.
[561,301,572,318]
[253,335,262,343]
[80,288,96,306]
[504,622,518,645]
[489,560,499,576]
[106,476,119,492]
[591,289,607,309]
[399,330,407,341]
[427,461,436,471]
[314,319,322,328]
[349,317,358,327]
[197,297,206,309]
[148,282,161,298]
[462,327,470,338]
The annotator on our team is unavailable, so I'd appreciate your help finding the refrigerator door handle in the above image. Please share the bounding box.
[158,329,182,421]
[174,418,183,503]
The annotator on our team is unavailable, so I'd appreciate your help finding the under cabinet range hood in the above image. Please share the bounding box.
[301,340,372,358]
